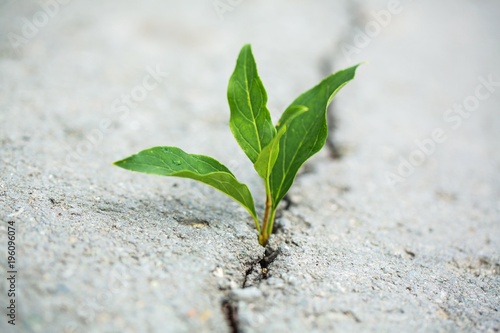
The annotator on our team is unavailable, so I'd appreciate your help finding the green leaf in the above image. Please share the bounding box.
[228,44,276,163]
[254,125,287,181]
[114,146,258,222]
[254,105,308,180]
[270,65,360,208]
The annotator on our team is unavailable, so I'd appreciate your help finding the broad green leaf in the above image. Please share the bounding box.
[228,44,276,163]
[254,105,308,180]
[270,65,360,208]
[114,146,258,221]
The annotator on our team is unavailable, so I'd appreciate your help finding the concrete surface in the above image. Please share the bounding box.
[0,0,499,332]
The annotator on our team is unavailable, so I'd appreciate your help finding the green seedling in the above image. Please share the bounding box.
[114,44,359,246]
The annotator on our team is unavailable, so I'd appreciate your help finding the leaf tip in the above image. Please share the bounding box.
[350,62,366,74]
[113,158,127,168]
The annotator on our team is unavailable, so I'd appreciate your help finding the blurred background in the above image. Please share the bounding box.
[1,0,499,191]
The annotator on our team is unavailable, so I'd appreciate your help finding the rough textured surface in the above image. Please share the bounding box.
[1,0,499,332]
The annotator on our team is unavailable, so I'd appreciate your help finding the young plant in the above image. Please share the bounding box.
[114,44,359,246]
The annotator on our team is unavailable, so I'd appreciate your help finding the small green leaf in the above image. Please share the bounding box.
[254,105,308,180]
[228,44,276,163]
[114,146,258,222]
[254,125,287,181]
[270,65,360,208]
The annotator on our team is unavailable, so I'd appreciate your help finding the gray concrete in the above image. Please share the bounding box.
[1,0,499,332]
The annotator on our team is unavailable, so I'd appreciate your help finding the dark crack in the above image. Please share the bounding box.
[259,247,280,279]
[243,246,281,287]
[342,310,361,323]
[221,299,240,333]
[221,246,281,332]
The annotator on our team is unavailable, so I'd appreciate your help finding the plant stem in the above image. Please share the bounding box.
[259,193,272,246]
[266,208,277,238]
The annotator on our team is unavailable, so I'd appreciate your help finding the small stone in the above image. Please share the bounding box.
[213,267,224,278]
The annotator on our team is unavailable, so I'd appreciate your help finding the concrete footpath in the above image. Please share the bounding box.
[1,0,499,332]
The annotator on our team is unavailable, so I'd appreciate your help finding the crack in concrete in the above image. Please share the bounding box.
[322,0,365,159]
[221,246,281,333]
[342,310,362,323]
[259,246,281,281]
[221,299,239,333]
[219,7,369,325]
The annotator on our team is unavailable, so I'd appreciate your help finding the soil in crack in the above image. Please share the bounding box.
[259,247,280,279]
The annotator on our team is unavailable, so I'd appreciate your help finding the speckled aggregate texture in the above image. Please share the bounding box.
[0,0,499,332]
